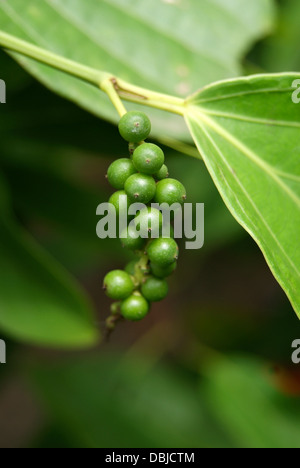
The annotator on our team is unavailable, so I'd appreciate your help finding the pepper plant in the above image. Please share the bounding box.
[0,0,299,347]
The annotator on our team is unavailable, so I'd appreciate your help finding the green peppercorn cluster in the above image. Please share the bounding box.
[103,111,186,325]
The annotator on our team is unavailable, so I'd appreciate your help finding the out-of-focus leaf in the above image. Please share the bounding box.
[203,356,300,448]
[261,0,300,72]
[185,73,300,318]
[0,0,275,139]
[0,171,11,215]
[3,162,106,243]
[186,298,300,363]
[0,174,99,348]
[29,355,233,448]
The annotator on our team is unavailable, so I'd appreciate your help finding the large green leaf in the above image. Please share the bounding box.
[203,356,300,448]
[0,174,99,348]
[0,0,275,139]
[185,74,300,318]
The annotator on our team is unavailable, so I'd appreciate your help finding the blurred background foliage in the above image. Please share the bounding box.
[0,0,299,448]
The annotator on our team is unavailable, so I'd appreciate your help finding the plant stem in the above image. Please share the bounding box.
[115,78,185,115]
[134,252,149,287]
[105,312,123,341]
[101,78,127,118]
[0,31,109,85]
[0,31,185,116]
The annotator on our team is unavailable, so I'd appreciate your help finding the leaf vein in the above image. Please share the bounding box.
[0,2,49,46]
[194,111,300,210]
[195,109,300,129]
[187,113,300,280]
[102,0,235,72]
[191,87,294,104]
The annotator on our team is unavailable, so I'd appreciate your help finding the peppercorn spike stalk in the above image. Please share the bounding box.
[133,252,150,287]
[100,78,128,118]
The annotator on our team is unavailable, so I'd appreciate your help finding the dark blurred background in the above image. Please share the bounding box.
[0,0,300,448]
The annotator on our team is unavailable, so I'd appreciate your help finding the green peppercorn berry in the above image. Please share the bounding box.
[147,238,179,267]
[150,262,177,278]
[141,276,169,302]
[119,111,151,143]
[121,292,149,321]
[124,260,138,276]
[124,173,156,204]
[103,270,134,300]
[108,190,130,216]
[107,158,136,190]
[154,164,169,180]
[154,178,187,205]
[121,225,146,251]
[134,207,163,238]
[132,143,164,175]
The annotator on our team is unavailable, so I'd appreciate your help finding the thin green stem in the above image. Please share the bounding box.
[134,252,149,287]
[101,78,127,118]
[0,31,185,116]
[115,78,185,115]
[0,30,109,85]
